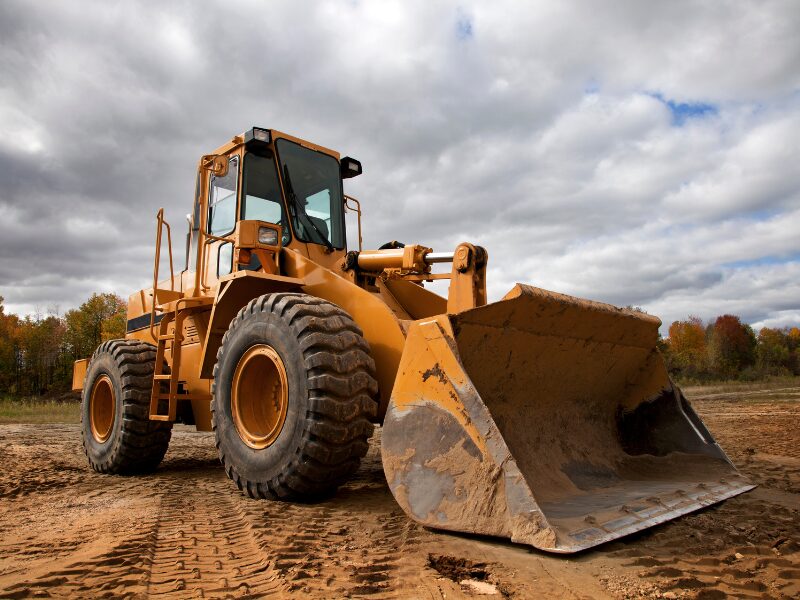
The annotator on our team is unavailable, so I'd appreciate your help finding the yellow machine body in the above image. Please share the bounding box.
[73,127,753,553]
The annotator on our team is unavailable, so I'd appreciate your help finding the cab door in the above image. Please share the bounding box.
[204,154,240,289]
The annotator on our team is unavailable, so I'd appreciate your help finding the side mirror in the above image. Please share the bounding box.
[340,156,362,179]
[203,154,229,177]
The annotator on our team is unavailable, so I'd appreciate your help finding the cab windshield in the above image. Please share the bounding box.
[241,153,289,245]
[276,139,345,249]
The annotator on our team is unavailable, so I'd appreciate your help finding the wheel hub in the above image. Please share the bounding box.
[90,374,115,443]
[231,344,289,450]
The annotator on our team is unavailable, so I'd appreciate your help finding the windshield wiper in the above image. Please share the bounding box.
[283,164,335,252]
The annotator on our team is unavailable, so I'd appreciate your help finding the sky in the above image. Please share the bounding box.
[0,0,798,333]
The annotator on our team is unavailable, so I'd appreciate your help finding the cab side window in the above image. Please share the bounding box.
[217,242,233,277]
[208,156,239,237]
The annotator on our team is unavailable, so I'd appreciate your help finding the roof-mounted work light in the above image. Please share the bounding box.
[244,127,272,155]
[340,156,362,179]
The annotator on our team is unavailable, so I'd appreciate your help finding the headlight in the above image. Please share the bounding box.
[258,226,279,246]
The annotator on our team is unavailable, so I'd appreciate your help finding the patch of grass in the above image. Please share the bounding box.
[0,397,81,424]
[680,376,800,397]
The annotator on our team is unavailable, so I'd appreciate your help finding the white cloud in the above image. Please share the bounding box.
[752,309,800,331]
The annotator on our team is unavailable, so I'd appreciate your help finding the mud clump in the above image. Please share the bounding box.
[427,553,491,581]
[421,363,447,384]
[427,554,510,597]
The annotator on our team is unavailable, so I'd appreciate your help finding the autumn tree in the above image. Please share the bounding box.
[16,314,66,395]
[788,327,800,374]
[63,293,127,361]
[707,315,757,379]
[0,292,127,396]
[666,316,708,376]
[100,308,127,341]
[0,297,22,394]
[756,328,790,375]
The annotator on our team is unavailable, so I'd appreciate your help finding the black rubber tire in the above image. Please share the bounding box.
[81,339,172,474]
[212,293,378,500]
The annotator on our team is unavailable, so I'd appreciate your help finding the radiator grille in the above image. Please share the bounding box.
[184,318,198,340]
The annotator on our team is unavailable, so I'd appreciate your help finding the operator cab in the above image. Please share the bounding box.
[184,127,362,281]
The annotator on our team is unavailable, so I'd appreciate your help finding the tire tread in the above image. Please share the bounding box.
[212,292,378,500]
[81,339,172,474]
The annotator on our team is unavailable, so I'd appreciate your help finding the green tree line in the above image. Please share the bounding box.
[0,293,126,397]
[662,314,800,381]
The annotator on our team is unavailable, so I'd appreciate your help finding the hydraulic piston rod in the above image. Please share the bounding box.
[355,245,454,272]
[424,252,455,264]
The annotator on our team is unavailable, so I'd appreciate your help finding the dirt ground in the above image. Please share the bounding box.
[0,387,798,599]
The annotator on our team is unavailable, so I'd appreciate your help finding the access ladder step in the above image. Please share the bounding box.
[153,374,171,380]
[153,288,183,305]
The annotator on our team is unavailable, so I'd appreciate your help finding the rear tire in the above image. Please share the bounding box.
[212,293,378,500]
[81,340,172,474]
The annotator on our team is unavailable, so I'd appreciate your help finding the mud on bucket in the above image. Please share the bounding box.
[380,284,754,553]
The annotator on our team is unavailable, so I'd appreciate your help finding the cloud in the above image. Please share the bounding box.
[0,0,798,335]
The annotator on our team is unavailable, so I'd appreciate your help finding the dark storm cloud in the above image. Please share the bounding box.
[0,0,798,332]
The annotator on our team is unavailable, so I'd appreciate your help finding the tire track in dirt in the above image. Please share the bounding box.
[145,478,277,599]
[232,433,533,599]
[0,424,88,500]
[0,427,608,600]
[0,427,204,599]
[143,440,430,599]
[233,439,427,598]
[605,490,800,598]
[0,507,159,598]
[596,396,800,599]
[0,463,86,500]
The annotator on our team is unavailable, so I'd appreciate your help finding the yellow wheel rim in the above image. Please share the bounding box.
[90,374,115,443]
[231,344,289,450]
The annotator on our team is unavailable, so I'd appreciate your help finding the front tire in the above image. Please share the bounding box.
[212,293,378,499]
[81,340,172,473]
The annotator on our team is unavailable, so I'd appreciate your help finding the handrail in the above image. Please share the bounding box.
[344,195,363,251]
[199,230,237,291]
[199,235,232,292]
[149,208,175,341]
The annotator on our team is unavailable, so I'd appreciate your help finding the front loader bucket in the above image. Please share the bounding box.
[381,284,753,553]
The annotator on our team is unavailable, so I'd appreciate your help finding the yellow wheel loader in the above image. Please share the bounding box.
[72,127,753,553]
